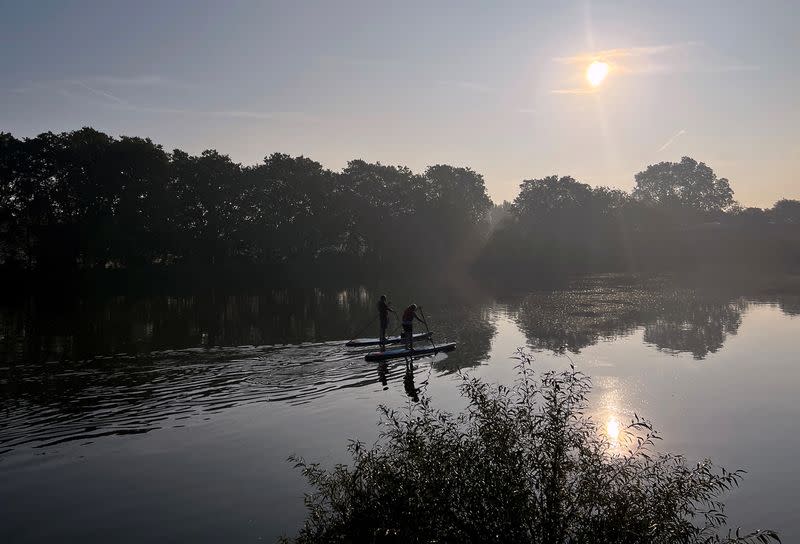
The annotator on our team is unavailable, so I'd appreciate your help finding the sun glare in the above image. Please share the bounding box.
[586,61,609,87]
[606,418,620,442]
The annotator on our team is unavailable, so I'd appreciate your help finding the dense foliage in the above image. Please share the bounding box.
[632,157,735,214]
[479,161,800,275]
[286,353,780,544]
[2,128,798,276]
[0,128,491,271]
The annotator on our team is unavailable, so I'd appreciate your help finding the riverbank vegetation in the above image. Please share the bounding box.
[285,353,780,543]
[479,161,800,277]
[1,129,799,281]
[0,128,491,274]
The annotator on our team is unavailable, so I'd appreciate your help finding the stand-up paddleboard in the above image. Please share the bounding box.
[364,342,456,362]
[346,332,431,348]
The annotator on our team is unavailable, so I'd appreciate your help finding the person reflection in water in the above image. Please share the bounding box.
[378,295,395,351]
[403,360,419,402]
[377,361,389,390]
[376,359,419,401]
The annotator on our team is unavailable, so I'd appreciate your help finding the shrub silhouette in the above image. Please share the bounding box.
[286,352,779,543]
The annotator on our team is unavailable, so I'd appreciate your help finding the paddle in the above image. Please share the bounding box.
[389,307,401,336]
[348,314,377,345]
[418,307,438,352]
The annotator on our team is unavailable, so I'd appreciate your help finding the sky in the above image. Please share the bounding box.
[1,0,798,207]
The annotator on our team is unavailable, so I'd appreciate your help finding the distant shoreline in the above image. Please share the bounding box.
[1,263,798,297]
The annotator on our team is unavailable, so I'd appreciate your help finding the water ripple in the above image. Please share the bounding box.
[0,341,412,457]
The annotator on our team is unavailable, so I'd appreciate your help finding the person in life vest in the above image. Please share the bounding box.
[378,295,395,350]
[401,304,425,348]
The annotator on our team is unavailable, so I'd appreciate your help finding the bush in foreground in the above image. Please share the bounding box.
[285,353,780,543]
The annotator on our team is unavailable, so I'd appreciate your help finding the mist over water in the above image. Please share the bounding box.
[1,275,799,542]
[2,2,798,540]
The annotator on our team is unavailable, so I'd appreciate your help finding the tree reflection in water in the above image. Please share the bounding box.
[510,276,759,359]
[642,294,746,359]
[2,276,799,455]
[2,277,798,368]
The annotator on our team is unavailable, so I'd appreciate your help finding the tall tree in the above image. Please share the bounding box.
[254,153,349,262]
[512,175,593,222]
[169,149,245,265]
[423,165,493,263]
[106,136,171,266]
[0,132,28,265]
[770,199,800,224]
[633,157,734,215]
[341,160,428,263]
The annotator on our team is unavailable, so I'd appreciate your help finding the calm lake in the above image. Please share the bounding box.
[1,275,799,542]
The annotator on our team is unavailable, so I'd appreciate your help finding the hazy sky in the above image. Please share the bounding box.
[1,0,797,207]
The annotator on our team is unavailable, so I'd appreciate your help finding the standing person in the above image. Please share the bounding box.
[378,295,395,350]
[401,304,424,349]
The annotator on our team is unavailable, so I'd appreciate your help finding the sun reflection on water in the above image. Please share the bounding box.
[606,417,621,444]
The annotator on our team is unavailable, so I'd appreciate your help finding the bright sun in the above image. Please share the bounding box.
[586,61,609,87]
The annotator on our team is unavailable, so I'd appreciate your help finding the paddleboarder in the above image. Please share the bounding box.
[401,304,425,349]
[378,295,395,350]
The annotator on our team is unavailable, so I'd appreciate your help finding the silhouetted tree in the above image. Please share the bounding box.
[341,160,428,264]
[2,128,798,276]
[105,136,172,266]
[29,128,120,268]
[0,132,29,265]
[248,153,350,263]
[770,199,800,224]
[423,164,493,263]
[169,149,246,265]
[730,206,769,227]
[633,157,735,215]
[513,175,590,217]
[478,176,629,272]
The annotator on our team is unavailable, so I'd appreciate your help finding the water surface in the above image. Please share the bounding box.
[1,276,798,542]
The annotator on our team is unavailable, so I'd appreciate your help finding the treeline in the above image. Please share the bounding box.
[479,157,800,275]
[0,128,491,273]
[2,128,799,278]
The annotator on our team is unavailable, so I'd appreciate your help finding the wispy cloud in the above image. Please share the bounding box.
[75,75,198,91]
[8,84,35,94]
[97,101,312,123]
[12,76,312,123]
[554,42,701,65]
[85,75,178,87]
[73,80,130,106]
[638,63,759,75]
[125,106,312,121]
[438,79,495,94]
[318,54,385,67]
[8,75,187,96]
[550,88,597,95]
[320,56,496,95]
[657,129,686,152]
[550,41,757,95]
